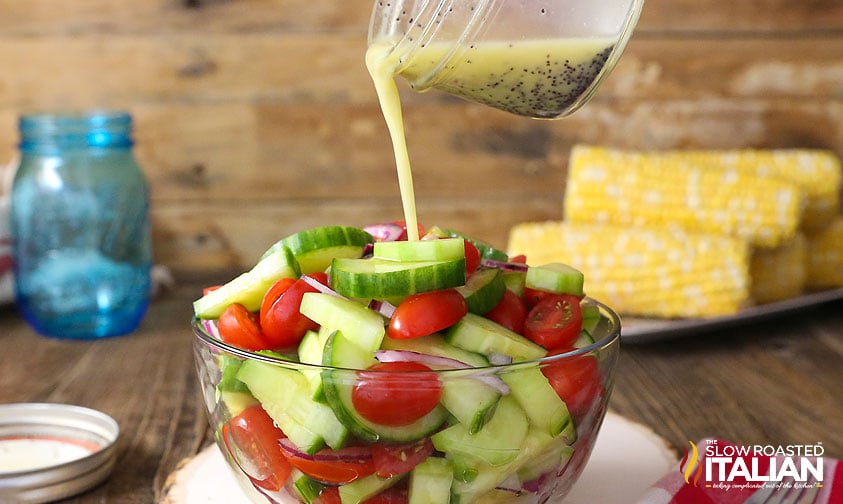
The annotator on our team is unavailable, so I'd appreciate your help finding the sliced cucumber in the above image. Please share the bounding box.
[572,329,595,348]
[262,225,373,274]
[291,470,325,504]
[456,267,506,315]
[502,271,526,298]
[373,237,465,262]
[321,331,449,443]
[446,230,509,262]
[193,245,300,318]
[440,374,502,435]
[445,313,546,361]
[581,302,601,334]
[525,263,584,297]
[236,359,348,453]
[299,293,386,353]
[217,356,248,393]
[331,257,466,299]
[449,429,556,503]
[297,329,330,402]
[338,473,401,504]
[409,457,453,504]
[219,390,258,418]
[501,367,572,437]
[516,439,574,483]
[432,395,528,467]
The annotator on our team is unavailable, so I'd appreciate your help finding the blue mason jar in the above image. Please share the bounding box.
[10,111,152,339]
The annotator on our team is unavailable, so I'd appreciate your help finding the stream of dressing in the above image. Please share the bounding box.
[366,37,617,241]
[366,43,421,241]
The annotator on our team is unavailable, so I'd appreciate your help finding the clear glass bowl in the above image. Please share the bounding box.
[193,299,621,504]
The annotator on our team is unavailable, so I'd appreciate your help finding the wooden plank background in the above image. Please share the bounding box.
[0,0,841,276]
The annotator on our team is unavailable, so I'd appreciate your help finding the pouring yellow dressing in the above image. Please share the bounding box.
[366,37,617,241]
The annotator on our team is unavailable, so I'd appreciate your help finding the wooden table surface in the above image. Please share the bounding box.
[1,283,841,503]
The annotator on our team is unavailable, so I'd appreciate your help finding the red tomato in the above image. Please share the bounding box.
[388,289,468,340]
[352,361,442,426]
[218,303,267,351]
[260,277,296,315]
[464,241,481,278]
[522,287,554,308]
[315,486,341,504]
[509,254,527,264]
[363,486,409,504]
[372,438,434,477]
[523,294,583,350]
[541,348,602,418]
[484,290,528,334]
[260,274,327,349]
[203,285,222,295]
[279,443,376,485]
[222,405,292,491]
[391,220,426,241]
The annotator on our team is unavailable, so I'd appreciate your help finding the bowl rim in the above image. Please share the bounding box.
[192,297,621,372]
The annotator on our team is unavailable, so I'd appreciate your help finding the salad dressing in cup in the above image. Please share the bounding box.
[366,0,644,237]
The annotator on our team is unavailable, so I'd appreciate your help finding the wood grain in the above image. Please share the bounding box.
[0,0,841,275]
[0,0,841,34]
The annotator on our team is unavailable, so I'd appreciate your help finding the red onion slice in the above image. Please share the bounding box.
[201,318,220,339]
[374,350,510,394]
[375,350,471,369]
[300,275,345,299]
[480,259,529,272]
[368,299,397,319]
[364,223,404,242]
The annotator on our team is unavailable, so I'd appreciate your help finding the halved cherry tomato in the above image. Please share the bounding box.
[523,294,583,350]
[222,405,292,491]
[352,361,442,426]
[278,443,376,485]
[203,285,222,295]
[464,241,481,278]
[485,289,528,334]
[541,348,602,419]
[319,486,408,504]
[522,286,554,308]
[391,220,426,241]
[218,303,267,351]
[260,273,327,349]
[363,486,409,504]
[509,254,527,264]
[388,289,468,340]
[315,487,341,504]
[372,438,435,477]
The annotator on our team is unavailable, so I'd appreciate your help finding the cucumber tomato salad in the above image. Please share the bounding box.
[193,222,614,504]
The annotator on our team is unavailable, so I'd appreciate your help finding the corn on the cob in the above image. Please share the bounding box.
[565,145,807,248]
[805,217,843,289]
[507,221,750,318]
[749,235,806,304]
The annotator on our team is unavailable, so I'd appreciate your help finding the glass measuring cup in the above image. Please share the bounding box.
[368,0,644,119]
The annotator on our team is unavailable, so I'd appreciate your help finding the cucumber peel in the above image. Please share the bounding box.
[262,225,373,274]
[331,257,466,299]
[193,245,300,318]
[525,263,584,296]
[456,267,506,315]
